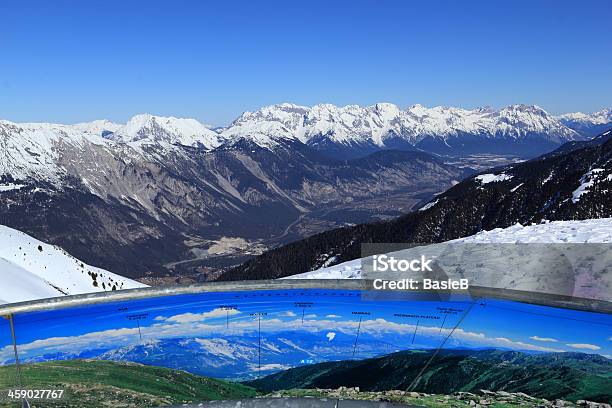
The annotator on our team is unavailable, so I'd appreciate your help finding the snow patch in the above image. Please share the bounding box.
[475,173,513,184]
[419,199,439,211]
[510,183,524,192]
[0,183,25,192]
[572,168,608,203]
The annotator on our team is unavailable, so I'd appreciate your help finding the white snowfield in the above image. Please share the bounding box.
[286,218,612,302]
[450,219,612,243]
[0,183,25,192]
[0,225,146,305]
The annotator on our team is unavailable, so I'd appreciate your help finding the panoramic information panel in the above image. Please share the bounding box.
[1,286,610,407]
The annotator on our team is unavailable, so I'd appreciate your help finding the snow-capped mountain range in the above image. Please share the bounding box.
[224,103,582,152]
[4,102,609,164]
[0,114,224,187]
[2,103,607,189]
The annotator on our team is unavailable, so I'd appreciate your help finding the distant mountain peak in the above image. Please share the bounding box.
[72,119,122,136]
[475,106,495,113]
[112,113,221,149]
[502,104,548,114]
[556,107,612,137]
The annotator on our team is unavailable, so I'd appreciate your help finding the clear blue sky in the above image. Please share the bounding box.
[1,0,611,126]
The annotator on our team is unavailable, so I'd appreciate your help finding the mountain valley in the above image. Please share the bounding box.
[220,129,612,281]
[1,103,610,282]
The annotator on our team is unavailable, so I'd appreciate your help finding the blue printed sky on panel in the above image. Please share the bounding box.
[1,290,610,367]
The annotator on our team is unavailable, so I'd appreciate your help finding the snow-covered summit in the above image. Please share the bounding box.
[72,119,122,137]
[491,104,575,141]
[222,105,305,148]
[109,114,222,149]
[49,114,222,150]
[0,224,146,304]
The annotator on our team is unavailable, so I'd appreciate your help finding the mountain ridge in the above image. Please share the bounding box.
[6,102,610,159]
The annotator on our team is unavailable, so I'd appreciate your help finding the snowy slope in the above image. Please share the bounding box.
[285,218,612,287]
[0,225,146,305]
[221,103,581,149]
[452,218,612,243]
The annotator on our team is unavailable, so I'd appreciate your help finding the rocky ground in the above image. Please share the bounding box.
[267,388,611,408]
